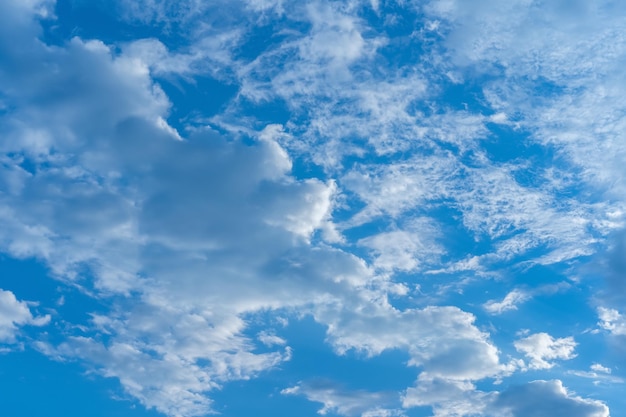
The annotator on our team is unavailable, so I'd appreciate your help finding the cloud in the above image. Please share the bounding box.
[567,363,624,385]
[514,333,577,370]
[1,0,625,416]
[282,381,401,417]
[0,8,516,412]
[357,219,443,272]
[492,380,609,417]
[590,363,611,374]
[404,378,609,417]
[5,117,358,413]
[0,4,373,414]
[597,307,626,336]
[403,376,493,417]
[483,290,531,315]
[0,289,49,344]
[424,0,626,206]
[484,283,569,315]
[318,305,506,382]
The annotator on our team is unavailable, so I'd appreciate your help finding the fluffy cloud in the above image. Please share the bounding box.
[1,0,624,416]
[403,376,493,417]
[492,380,609,417]
[514,333,577,370]
[0,3,369,414]
[318,304,505,382]
[0,289,49,344]
[404,378,609,417]
[597,307,626,336]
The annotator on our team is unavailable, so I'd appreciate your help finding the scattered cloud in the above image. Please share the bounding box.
[492,380,609,417]
[0,289,49,344]
[590,363,611,374]
[0,0,624,416]
[282,381,401,417]
[484,290,531,315]
[403,375,493,417]
[514,333,577,370]
[567,363,624,385]
[597,307,626,336]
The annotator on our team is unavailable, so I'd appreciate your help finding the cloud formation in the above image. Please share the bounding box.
[0,289,49,344]
[0,0,623,416]
[493,380,609,417]
[514,333,577,370]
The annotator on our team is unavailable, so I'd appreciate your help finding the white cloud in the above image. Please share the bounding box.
[492,380,609,417]
[423,0,626,220]
[1,0,624,416]
[403,376,493,417]
[404,378,609,417]
[514,333,577,370]
[357,219,443,272]
[483,290,531,315]
[282,381,401,417]
[590,363,611,374]
[597,307,626,336]
[340,152,457,225]
[0,5,373,414]
[0,289,49,344]
[317,304,506,382]
[483,284,570,315]
[257,331,287,347]
[567,364,623,385]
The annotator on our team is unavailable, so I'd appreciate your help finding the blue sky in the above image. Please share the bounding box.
[1,0,626,416]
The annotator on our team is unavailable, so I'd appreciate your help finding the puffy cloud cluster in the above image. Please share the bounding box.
[0,1,353,414]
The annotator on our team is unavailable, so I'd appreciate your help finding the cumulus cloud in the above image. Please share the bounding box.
[0,3,370,414]
[0,289,49,344]
[404,378,609,417]
[403,376,493,417]
[492,380,609,417]
[597,307,626,336]
[1,0,625,416]
[514,333,577,370]
[317,304,506,383]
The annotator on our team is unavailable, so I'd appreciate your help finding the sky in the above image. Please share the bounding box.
[1,0,626,416]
